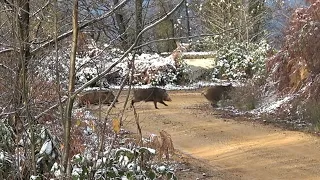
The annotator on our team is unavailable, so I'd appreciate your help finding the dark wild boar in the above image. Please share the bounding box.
[202,84,233,107]
[77,89,117,107]
[131,87,172,109]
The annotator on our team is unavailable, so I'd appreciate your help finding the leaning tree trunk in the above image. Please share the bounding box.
[62,0,79,176]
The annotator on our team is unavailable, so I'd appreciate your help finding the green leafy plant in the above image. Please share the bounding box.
[63,146,176,180]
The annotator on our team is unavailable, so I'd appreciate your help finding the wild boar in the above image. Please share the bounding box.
[77,89,117,107]
[202,84,233,107]
[131,87,172,109]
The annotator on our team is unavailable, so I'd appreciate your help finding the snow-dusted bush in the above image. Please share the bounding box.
[150,59,191,86]
[212,39,270,81]
[14,109,177,179]
[38,40,126,89]
[263,1,320,130]
[0,120,60,178]
[47,141,177,179]
[64,147,176,179]
[39,40,188,88]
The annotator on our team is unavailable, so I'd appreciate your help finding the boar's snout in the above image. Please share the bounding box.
[164,95,172,101]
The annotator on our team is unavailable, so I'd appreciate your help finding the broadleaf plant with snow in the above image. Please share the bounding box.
[210,37,270,81]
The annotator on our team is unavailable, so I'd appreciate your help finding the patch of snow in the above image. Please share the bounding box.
[127,163,140,172]
[51,152,57,159]
[36,157,43,164]
[146,148,156,154]
[157,165,166,172]
[50,162,61,177]
[112,167,119,176]
[119,155,130,167]
[121,176,129,180]
[96,158,103,168]
[72,166,83,177]
[39,140,53,155]
[0,151,4,161]
[30,175,40,180]
[251,95,294,114]
[110,81,238,91]
[0,151,12,164]
[84,126,93,135]
[40,127,46,139]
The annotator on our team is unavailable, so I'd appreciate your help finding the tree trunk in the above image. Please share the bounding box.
[62,0,78,176]
[135,0,143,52]
[14,0,35,176]
[185,0,190,40]
[249,0,265,42]
[114,0,128,49]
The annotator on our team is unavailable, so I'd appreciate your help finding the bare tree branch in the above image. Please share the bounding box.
[0,63,16,75]
[71,0,185,98]
[134,29,236,50]
[32,0,185,122]
[31,0,50,17]
[0,48,16,53]
[31,0,130,55]
[0,0,130,55]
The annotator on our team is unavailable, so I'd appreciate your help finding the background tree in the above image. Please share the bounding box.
[62,0,78,176]
[191,0,267,44]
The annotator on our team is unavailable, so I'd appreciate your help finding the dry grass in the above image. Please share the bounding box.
[222,82,262,111]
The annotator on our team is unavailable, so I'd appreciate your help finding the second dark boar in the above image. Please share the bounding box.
[131,87,172,109]
[202,84,233,107]
[78,89,117,107]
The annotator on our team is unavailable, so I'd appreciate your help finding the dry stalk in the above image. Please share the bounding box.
[146,130,174,160]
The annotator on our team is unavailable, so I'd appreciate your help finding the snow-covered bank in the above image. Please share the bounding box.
[109,81,242,91]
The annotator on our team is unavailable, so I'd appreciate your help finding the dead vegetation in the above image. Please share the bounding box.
[145,130,175,160]
[267,1,320,97]
[262,1,320,130]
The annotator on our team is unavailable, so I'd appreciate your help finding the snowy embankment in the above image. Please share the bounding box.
[109,81,241,91]
[250,95,294,115]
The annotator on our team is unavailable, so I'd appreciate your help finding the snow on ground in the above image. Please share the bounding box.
[250,95,294,115]
[130,53,176,72]
[109,80,237,90]
[182,51,216,56]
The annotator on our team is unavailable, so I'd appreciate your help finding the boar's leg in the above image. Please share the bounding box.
[153,101,159,109]
[83,101,90,108]
[210,102,218,108]
[159,101,168,106]
[131,100,136,108]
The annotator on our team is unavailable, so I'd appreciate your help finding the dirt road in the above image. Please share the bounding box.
[118,90,320,180]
